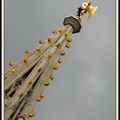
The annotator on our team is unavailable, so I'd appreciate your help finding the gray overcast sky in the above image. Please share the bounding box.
[5,0,115,120]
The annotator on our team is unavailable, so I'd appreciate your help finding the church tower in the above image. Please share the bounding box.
[4,1,97,120]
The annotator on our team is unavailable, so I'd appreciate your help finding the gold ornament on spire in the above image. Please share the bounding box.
[58,59,62,64]
[36,47,41,52]
[11,68,16,74]
[35,96,42,102]
[23,58,29,64]
[56,43,61,48]
[19,92,24,97]
[66,38,72,42]
[48,37,52,44]
[66,43,71,48]
[77,0,98,20]
[40,93,45,98]
[39,40,46,45]
[24,50,31,55]
[52,30,57,34]
[43,81,50,86]
[50,73,55,80]
[59,28,62,33]
[48,54,52,59]
[53,63,59,70]
[28,80,34,85]
[65,32,70,37]
[28,112,36,117]
[59,50,65,56]
[9,61,14,67]
[38,67,42,72]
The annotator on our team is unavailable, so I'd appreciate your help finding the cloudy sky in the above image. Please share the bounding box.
[5,0,116,120]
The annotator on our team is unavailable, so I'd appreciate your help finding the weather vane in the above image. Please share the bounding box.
[77,0,98,20]
[4,1,98,120]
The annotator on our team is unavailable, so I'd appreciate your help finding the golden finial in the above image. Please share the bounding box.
[65,32,70,37]
[48,37,52,44]
[28,80,33,85]
[11,68,16,74]
[59,50,65,56]
[39,40,46,45]
[36,47,41,52]
[48,54,52,59]
[66,43,71,48]
[19,92,24,97]
[50,73,55,80]
[40,93,45,98]
[58,59,62,64]
[56,43,61,48]
[66,38,72,42]
[52,30,57,34]
[53,63,59,70]
[35,96,42,102]
[87,5,98,20]
[77,0,98,20]
[43,81,50,86]
[24,50,31,55]
[38,68,42,72]
[59,28,62,33]
[28,112,36,117]
[9,61,14,67]
[23,58,29,64]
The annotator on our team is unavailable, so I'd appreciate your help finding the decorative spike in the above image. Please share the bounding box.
[53,63,59,70]
[19,92,24,97]
[38,68,42,72]
[52,30,57,34]
[56,43,61,48]
[11,68,16,74]
[23,58,29,64]
[50,73,55,80]
[48,37,52,44]
[87,5,98,20]
[28,80,33,85]
[66,38,72,42]
[9,61,14,67]
[58,28,62,33]
[40,93,45,98]
[59,50,65,56]
[48,54,52,59]
[35,96,42,102]
[79,0,98,20]
[58,59,62,64]
[43,81,50,86]
[39,40,46,45]
[28,112,36,117]
[24,50,31,54]
[66,43,71,48]
[65,32,70,37]
[36,47,41,52]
